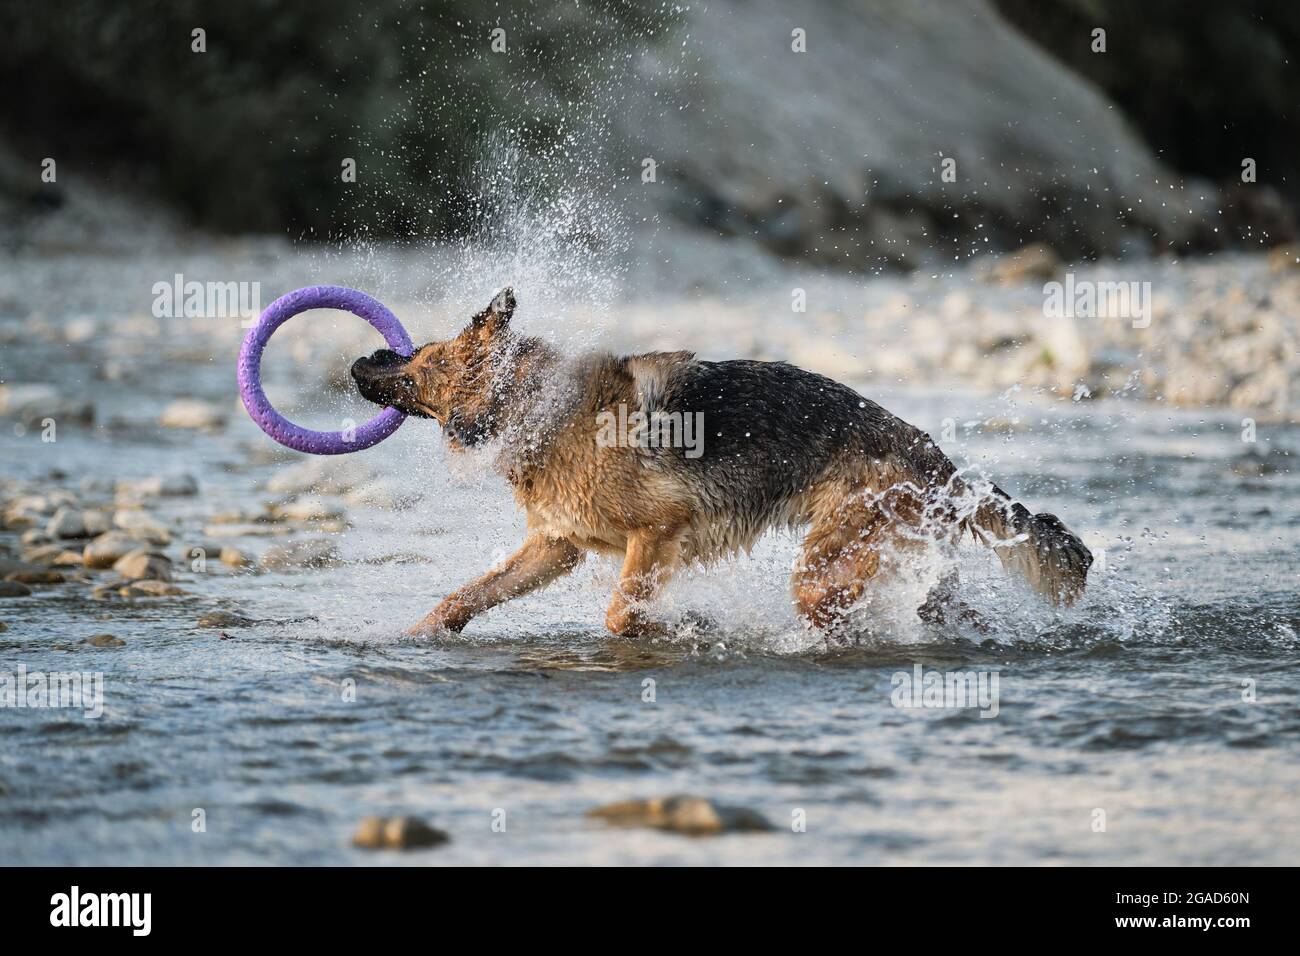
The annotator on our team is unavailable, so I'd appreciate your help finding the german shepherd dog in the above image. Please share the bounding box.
[352,289,1092,638]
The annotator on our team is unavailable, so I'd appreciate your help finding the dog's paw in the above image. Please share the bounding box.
[406,600,473,638]
[405,615,463,638]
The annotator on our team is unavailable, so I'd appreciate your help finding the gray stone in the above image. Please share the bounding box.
[588,795,774,835]
[4,570,65,585]
[158,398,227,430]
[352,816,449,850]
[260,539,341,571]
[0,581,33,598]
[197,610,254,628]
[124,580,187,597]
[218,546,253,568]
[116,473,199,499]
[46,506,88,539]
[112,509,171,544]
[112,549,173,581]
[20,545,83,567]
[270,495,346,522]
[83,532,147,569]
[84,634,125,648]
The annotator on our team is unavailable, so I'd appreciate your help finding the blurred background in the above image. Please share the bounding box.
[2,0,1296,258]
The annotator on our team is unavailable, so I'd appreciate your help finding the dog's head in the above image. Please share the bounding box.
[351,287,518,448]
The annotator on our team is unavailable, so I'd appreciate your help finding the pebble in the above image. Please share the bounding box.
[123,580,188,597]
[352,816,449,850]
[270,496,346,522]
[267,458,376,496]
[83,531,148,569]
[112,509,172,544]
[5,570,65,585]
[587,795,774,835]
[0,383,94,426]
[0,581,33,598]
[218,546,254,568]
[203,523,286,539]
[158,398,227,430]
[260,539,341,570]
[0,557,45,577]
[20,545,84,567]
[84,634,125,648]
[197,610,254,628]
[45,506,108,539]
[112,549,174,581]
[115,473,199,499]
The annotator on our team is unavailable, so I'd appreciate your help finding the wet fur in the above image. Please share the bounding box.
[351,290,1092,637]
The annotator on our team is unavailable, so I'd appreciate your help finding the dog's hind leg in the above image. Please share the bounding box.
[605,530,681,638]
[408,535,584,636]
[792,495,889,631]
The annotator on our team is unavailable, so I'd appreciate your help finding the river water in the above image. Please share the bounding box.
[1,235,1298,865]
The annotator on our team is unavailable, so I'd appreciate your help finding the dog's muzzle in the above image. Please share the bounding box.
[351,349,420,411]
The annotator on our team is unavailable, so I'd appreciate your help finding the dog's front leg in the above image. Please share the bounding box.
[605,530,680,638]
[408,535,584,636]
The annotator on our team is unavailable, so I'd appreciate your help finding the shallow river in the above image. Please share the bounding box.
[2,299,1296,863]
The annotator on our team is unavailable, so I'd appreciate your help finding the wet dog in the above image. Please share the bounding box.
[352,289,1092,637]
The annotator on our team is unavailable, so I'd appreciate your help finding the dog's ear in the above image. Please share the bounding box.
[470,286,515,337]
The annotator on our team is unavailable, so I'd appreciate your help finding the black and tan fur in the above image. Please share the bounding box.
[351,289,1092,637]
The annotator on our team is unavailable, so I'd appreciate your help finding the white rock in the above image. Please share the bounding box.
[112,509,172,544]
[112,549,173,582]
[159,399,226,430]
[270,496,345,522]
[0,384,94,426]
[84,532,148,569]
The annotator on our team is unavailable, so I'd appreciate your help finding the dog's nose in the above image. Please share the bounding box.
[351,349,404,381]
[362,348,405,369]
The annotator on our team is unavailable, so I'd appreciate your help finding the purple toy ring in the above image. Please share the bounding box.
[238,285,414,455]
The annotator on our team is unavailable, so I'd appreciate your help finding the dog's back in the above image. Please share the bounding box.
[620,352,1091,609]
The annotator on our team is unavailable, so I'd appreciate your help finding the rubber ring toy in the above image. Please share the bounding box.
[238,285,414,455]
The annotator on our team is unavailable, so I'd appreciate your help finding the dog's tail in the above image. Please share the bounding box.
[966,487,1092,607]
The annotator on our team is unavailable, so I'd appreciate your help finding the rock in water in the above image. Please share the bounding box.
[260,539,341,570]
[20,544,83,567]
[115,473,199,499]
[270,495,346,522]
[84,634,125,648]
[0,581,32,598]
[5,570,65,585]
[588,795,774,835]
[197,610,254,628]
[218,546,253,568]
[112,510,172,544]
[123,580,188,597]
[112,549,174,581]
[352,816,449,850]
[158,399,227,430]
[83,532,147,569]
[45,506,87,539]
